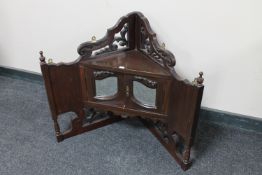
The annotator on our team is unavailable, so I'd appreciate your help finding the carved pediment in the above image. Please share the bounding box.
[77,12,176,69]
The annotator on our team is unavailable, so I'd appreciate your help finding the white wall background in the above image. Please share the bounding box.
[0,0,262,118]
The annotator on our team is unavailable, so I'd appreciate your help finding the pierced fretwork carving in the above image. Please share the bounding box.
[154,121,169,142]
[133,76,157,89]
[83,108,108,124]
[140,26,176,68]
[114,24,129,46]
[93,70,115,80]
[142,119,192,170]
[95,24,129,55]
[140,27,151,51]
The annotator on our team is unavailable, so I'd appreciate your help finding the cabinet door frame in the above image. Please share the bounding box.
[127,75,170,114]
[80,67,171,115]
[82,67,125,102]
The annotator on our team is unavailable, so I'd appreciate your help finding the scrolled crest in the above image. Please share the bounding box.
[139,21,176,68]
[77,13,133,57]
[77,12,176,69]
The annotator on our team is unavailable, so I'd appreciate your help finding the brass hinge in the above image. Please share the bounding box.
[126,85,129,97]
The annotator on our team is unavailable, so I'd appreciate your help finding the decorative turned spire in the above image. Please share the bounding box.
[197,72,204,85]
[193,71,204,86]
[39,51,46,63]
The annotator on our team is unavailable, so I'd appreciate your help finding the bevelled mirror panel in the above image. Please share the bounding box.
[133,81,156,107]
[95,77,118,97]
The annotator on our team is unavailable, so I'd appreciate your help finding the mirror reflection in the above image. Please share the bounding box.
[133,81,156,107]
[95,77,118,97]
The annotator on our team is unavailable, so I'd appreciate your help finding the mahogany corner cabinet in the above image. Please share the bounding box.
[39,12,204,171]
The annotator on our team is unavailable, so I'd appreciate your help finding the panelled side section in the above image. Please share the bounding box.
[40,62,86,142]
[41,63,83,116]
[168,78,204,146]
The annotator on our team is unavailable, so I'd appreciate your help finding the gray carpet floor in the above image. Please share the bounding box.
[0,75,261,175]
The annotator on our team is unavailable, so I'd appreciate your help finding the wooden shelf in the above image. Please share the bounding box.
[84,99,168,121]
[80,50,172,78]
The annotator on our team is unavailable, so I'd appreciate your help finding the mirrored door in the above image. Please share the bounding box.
[131,76,157,109]
[93,70,118,100]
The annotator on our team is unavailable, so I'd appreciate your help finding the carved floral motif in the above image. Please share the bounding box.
[140,26,176,67]
[93,70,115,80]
[95,24,129,55]
[133,76,157,89]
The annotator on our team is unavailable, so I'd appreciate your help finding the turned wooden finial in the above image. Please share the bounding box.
[193,71,204,86]
[196,71,204,85]
[39,51,46,63]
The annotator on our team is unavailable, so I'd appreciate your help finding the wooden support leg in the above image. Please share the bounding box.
[53,120,64,142]
[55,110,123,142]
[181,145,192,171]
[141,119,192,171]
